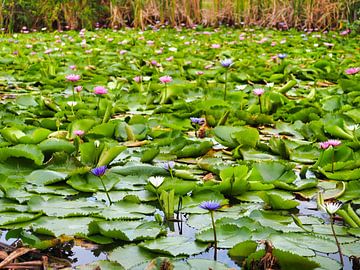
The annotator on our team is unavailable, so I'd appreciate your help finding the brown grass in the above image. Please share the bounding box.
[1,0,358,32]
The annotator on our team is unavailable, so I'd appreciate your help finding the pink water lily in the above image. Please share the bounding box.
[320,139,341,149]
[253,88,265,96]
[73,130,85,136]
[159,75,172,84]
[345,67,360,75]
[74,86,83,92]
[94,86,108,95]
[66,74,80,82]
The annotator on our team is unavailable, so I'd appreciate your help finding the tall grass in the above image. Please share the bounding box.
[0,0,358,32]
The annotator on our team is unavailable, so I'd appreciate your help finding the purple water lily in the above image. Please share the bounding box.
[199,201,221,211]
[91,165,107,177]
[190,117,205,125]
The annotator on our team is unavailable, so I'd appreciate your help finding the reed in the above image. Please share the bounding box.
[0,0,358,32]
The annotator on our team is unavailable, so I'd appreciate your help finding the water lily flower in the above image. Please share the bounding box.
[166,56,173,61]
[91,165,107,177]
[319,141,330,149]
[67,101,77,107]
[190,117,205,125]
[323,42,334,47]
[199,200,221,260]
[66,74,80,82]
[340,29,350,36]
[148,176,165,188]
[253,88,265,96]
[74,86,83,92]
[345,67,360,75]
[199,201,221,211]
[163,161,175,171]
[319,139,341,149]
[151,60,158,66]
[196,71,204,76]
[220,59,233,68]
[159,75,172,84]
[73,130,85,136]
[211,44,221,49]
[324,202,342,215]
[277,53,287,59]
[69,65,76,70]
[133,76,142,83]
[94,86,108,95]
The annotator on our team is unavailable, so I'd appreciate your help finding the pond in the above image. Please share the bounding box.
[0,26,359,269]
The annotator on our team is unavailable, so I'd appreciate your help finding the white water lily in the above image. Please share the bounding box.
[148,176,165,188]
[67,101,78,107]
[324,202,342,215]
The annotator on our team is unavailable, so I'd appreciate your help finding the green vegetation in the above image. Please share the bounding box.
[0,25,359,269]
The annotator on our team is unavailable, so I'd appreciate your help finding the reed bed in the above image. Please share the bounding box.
[0,0,359,32]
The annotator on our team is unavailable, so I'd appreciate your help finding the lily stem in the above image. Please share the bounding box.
[259,96,262,113]
[99,176,112,206]
[210,210,217,261]
[332,147,335,173]
[223,70,227,101]
[330,215,344,267]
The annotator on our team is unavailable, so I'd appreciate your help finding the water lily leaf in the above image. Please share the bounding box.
[38,138,75,153]
[25,184,79,196]
[68,119,97,139]
[196,224,251,248]
[228,240,258,257]
[339,241,360,257]
[96,220,163,241]
[108,245,157,269]
[67,172,120,193]
[97,145,126,166]
[249,210,293,230]
[318,167,360,181]
[175,141,213,158]
[212,126,240,148]
[251,161,296,183]
[0,198,28,212]
[31,216,97,237]
[0,144,44,166]
[16,95,38,107]
[140,236,207,256]
[232,126,259,149]
[339,181,360,202]
[111,163,168,177]
[1,127,51,144]
[76,260,124,270]
[25,170,68,186]
[28,196,103,217]
[95,190,156,203]
[311,255,342,270]
[273,178,318,191]
[240,149,280,160]
[323,118,353,140]
[270,233,338,255]
[173,259,231,270]
[259,191,299,210]
[97,201,155,220]
[140,148,160,163]
[219,165,250,195]
[273,249,319,270]
[88,122,116,138]
[0,212,41,226]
